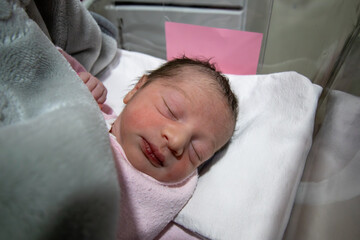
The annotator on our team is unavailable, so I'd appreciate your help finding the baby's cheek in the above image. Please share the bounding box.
[125,107,146,125]
[169,158,196,181]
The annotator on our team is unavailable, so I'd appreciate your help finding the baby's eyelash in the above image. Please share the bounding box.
[162,98,177,119]
[192,143,201,161]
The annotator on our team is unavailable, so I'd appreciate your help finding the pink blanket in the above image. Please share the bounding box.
[109,135,198,239]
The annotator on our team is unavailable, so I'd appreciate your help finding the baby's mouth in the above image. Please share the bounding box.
[141,138,164,167]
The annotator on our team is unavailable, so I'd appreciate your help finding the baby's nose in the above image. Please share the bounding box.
[162,125,191,157]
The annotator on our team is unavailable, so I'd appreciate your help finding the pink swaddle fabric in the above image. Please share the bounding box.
[108,129,198,239]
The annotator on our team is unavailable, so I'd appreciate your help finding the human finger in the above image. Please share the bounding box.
[96,88,107,104]
[91,82,107,103]
[84,74,99,92]
[78,72,91,84]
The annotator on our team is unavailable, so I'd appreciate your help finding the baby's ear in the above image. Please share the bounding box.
[123,75,148,104]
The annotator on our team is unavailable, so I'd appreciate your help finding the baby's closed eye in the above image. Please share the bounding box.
[161,97,178,120]
[189,142,202,165]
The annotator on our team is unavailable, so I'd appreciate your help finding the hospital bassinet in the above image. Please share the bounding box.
[1,0,359,239]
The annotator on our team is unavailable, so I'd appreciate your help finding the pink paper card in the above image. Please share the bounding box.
[165,22,263,75]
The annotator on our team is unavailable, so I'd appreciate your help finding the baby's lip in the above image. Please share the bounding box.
[141,138,165,167]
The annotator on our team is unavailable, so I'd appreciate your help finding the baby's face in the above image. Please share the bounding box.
[111,70,235,183]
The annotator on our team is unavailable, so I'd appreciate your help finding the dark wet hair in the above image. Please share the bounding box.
[145,57,239,123]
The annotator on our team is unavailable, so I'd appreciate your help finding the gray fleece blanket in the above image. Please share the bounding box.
[0,1,120,239]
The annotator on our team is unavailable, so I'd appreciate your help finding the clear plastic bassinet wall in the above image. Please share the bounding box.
[263,2,360,240]
[89,0,360,239]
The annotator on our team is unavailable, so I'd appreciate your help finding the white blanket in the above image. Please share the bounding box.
[174,72,322,240]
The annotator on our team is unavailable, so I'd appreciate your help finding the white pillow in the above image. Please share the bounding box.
[102,49,322,240]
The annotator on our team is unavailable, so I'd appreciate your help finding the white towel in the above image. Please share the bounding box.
[174,72,322,240]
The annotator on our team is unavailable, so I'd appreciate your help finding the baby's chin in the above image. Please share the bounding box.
[145,168,197,184]
[129,161,193,183]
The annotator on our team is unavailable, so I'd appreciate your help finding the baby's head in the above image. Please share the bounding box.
[111,57,238,183]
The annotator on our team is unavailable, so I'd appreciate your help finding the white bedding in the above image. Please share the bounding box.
[101,49,322,239]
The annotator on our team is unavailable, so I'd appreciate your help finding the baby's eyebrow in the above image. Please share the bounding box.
[160,82,190,100]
